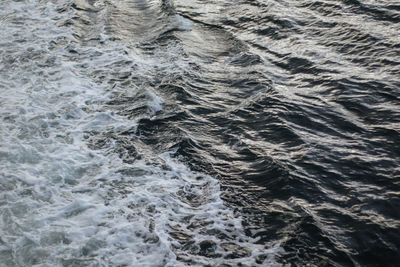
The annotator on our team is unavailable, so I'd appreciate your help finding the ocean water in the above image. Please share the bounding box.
[0,0,399,266]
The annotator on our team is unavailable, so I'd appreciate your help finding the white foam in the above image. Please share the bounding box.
[147,90,164,115]
[0,0,283,266]
[172,14,193,31]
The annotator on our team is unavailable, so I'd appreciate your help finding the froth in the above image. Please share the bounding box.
[0,0,282,266]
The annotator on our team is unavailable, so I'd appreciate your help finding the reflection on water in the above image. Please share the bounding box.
[0,0,399,266]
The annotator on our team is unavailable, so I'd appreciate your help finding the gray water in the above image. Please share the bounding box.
[1,0,399,266]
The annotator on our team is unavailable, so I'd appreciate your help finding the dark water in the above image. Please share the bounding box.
[1,0,399,266]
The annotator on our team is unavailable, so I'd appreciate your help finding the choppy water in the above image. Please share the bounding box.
[0,0,399,266]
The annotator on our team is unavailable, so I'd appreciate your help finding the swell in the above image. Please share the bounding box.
[49,0,281,265]
[84,0,400,264]
[0,0,283,266]
[154,0,400,266]
[4,0,398,266]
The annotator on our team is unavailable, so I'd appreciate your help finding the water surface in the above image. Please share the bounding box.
[0,0,399,266]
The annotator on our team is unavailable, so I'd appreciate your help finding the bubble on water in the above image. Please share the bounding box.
[0,0,283,266]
